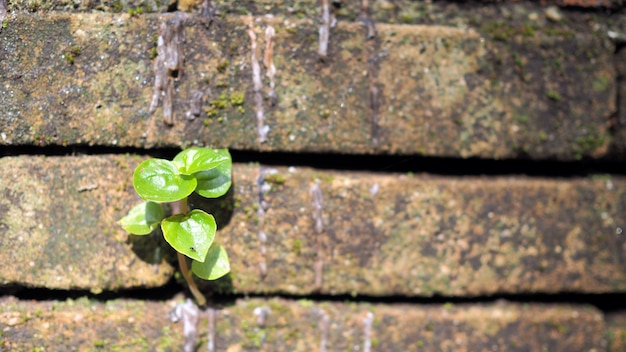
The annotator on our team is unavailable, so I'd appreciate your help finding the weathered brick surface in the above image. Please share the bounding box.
[0,156,174,291]
[1,155,625,296]
[607,311,626,352]
[0,296,606,351]
[4,0,623,16]
[613,47,626,158]
[0,12,616,159]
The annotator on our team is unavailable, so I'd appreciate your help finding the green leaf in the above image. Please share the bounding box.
[119,201,164,235]
[161,209,216,262]
[173,148,231,175]
[195,156,232,198]
[192,243,230,280]
[133,159,197,202]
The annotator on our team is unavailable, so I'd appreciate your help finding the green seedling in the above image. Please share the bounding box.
[120,147,232,306]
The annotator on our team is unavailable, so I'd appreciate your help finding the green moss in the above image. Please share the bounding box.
[590,174,611,182]
[111,0,123,12]
[292,239,302,255]
[149,47,158,59]
[482,22,538,42]
[482,22,513,41]
[211,99,228,109]
[2,19,7,29]
[297,299,314,308]
[229,92,245,106]
[399,10,420,24]
[64,45,81,65]
[519,23,536,37]
[544,27,575,38]
[70,46,81,56]
[217,60,230,73]
[572,128,608,159]
[128,7,144,16]
[545,89,561,101]
[592,75,609,92]
[64,53,75,64]
[26,0,42,11]
[241,320,266,348]
[205,106,218,117]
[264,173,286,185]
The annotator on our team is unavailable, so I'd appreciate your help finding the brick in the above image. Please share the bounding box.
[0,296,606,351]
[4,0,622,17]
[0,13,616,159]
[607,311,626,352]
[1,155,625,296]
[0,156,174,291]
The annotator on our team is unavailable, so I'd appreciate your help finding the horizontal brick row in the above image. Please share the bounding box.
[0,296,607,351]
[4,0,622,15]
[1,155,624,296]
[0,12,618,159]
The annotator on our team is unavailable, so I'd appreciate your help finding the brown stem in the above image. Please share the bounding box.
[178,252,206,306]
[176,197,207,307]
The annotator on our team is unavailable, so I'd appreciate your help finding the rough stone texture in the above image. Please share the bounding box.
[1,155,625,297]
[613,46,626,157]
[225,164,626,296]
[4,0,623,15]
[0,155,174,292]
[0,295,607,351]
[0,11,617,159]
[607,311,626,352]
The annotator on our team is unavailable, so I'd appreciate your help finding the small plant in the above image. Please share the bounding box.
[120,147,232,306]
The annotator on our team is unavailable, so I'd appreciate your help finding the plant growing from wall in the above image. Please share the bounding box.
[120,147,232,306]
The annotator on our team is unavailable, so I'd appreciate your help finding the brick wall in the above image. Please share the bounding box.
[1,0,625,350]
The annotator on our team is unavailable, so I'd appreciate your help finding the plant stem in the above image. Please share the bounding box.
[178,252,206,306]
[177,197,207,307]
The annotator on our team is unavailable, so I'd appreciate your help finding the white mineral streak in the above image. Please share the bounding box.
[362,312,374,352]
[0,0,7,24]
[206,307,217,352]
[318,0,333,58]
[311,180,325,290]
[256,167,273,277]
[253,306,271,326]
[311,180,324,234]
[150,15,186,125]
[170,299,200,352]
[264,25,277,106]
[248,24,269,143]
[314,307,330,352]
